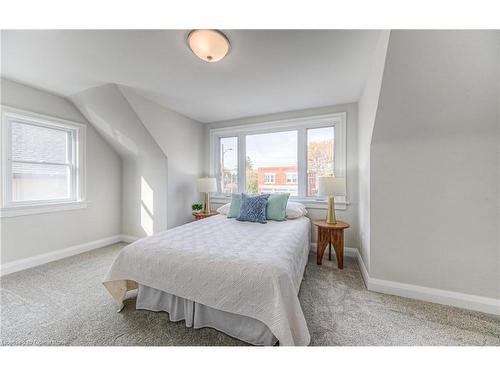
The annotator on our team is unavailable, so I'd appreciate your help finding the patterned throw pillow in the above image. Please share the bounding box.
[237,193,270,224]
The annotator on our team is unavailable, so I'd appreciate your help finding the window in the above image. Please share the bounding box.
[307,127,334,196]
[219,136,238,193]
[286,172,297,184]
[1,107,86,216]
[246,130,298,195]
[210,113,346,205]
[264,173,276,184]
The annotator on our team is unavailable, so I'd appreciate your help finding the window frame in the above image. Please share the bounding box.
[209,112,347,209]
[1,106,86,217]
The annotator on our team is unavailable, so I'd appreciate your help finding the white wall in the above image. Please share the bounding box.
[120,87,205,228]
[205,104,359,248]
[71,84,168,238]
[357,31,390,271]
[370,30,500,299]
[0,78,122,264]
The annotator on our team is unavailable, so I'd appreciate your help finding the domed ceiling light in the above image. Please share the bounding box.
[187,29,230,63]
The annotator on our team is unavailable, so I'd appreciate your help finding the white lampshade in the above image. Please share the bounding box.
[197,177,218,193]
[317,176,346,197]
[188,30,230,63]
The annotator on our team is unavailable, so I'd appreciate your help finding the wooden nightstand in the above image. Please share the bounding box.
[313,220,350,269]
[192,211,219,221]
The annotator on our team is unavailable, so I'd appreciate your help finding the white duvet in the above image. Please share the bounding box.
[103,215,311,346]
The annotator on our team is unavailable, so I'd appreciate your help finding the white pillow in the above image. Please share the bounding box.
[216,203,231,215]
[218,201,306,218]
[286,202,307,219]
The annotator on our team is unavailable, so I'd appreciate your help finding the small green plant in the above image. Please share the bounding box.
[192,203,203,211]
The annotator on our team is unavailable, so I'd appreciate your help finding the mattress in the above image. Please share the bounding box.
[103,215,311,345]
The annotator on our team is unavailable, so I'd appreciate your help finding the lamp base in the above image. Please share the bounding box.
[326,195,337,224]
[203,192,211,214]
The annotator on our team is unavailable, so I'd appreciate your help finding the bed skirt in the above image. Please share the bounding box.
[136,284,278,346]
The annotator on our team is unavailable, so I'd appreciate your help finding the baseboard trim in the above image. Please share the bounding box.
[311,243,499,315]
[355,250,370,289]
[353,250,500,316]
[120,235,140,243]
[0,234,138,276]
[309,243,358,258]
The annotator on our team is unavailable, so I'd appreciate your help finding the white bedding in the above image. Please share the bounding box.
[103,215,311,346]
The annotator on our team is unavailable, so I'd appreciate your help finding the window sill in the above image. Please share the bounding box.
[0,201,88,218]
[211,196,349,211]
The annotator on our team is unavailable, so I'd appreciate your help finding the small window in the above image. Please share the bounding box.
[219,136,238,193]
[286,172,297,184]
[2,108,86,214]
[264,173,276,184]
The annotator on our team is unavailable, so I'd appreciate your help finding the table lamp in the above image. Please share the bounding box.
[318,176,346,224]
[197,177,218,214]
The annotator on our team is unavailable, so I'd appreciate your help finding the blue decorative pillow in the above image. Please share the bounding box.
[237,193,270,224]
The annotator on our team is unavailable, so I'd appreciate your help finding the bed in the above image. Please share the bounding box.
[103,214,311,346]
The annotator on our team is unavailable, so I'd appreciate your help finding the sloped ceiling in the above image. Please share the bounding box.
[1,30,381,123]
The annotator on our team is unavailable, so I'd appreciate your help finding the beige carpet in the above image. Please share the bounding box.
[1,242,499,345]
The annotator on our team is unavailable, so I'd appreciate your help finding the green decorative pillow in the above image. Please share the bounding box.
[227,193,242,218]
[266,193,290,221]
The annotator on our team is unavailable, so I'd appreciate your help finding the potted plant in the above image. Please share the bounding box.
[192,203,203,213]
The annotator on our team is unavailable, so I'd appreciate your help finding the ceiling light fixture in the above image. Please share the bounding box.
[187,29,230,63]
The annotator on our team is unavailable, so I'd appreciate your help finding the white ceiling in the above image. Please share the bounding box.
[1,30,380,123]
